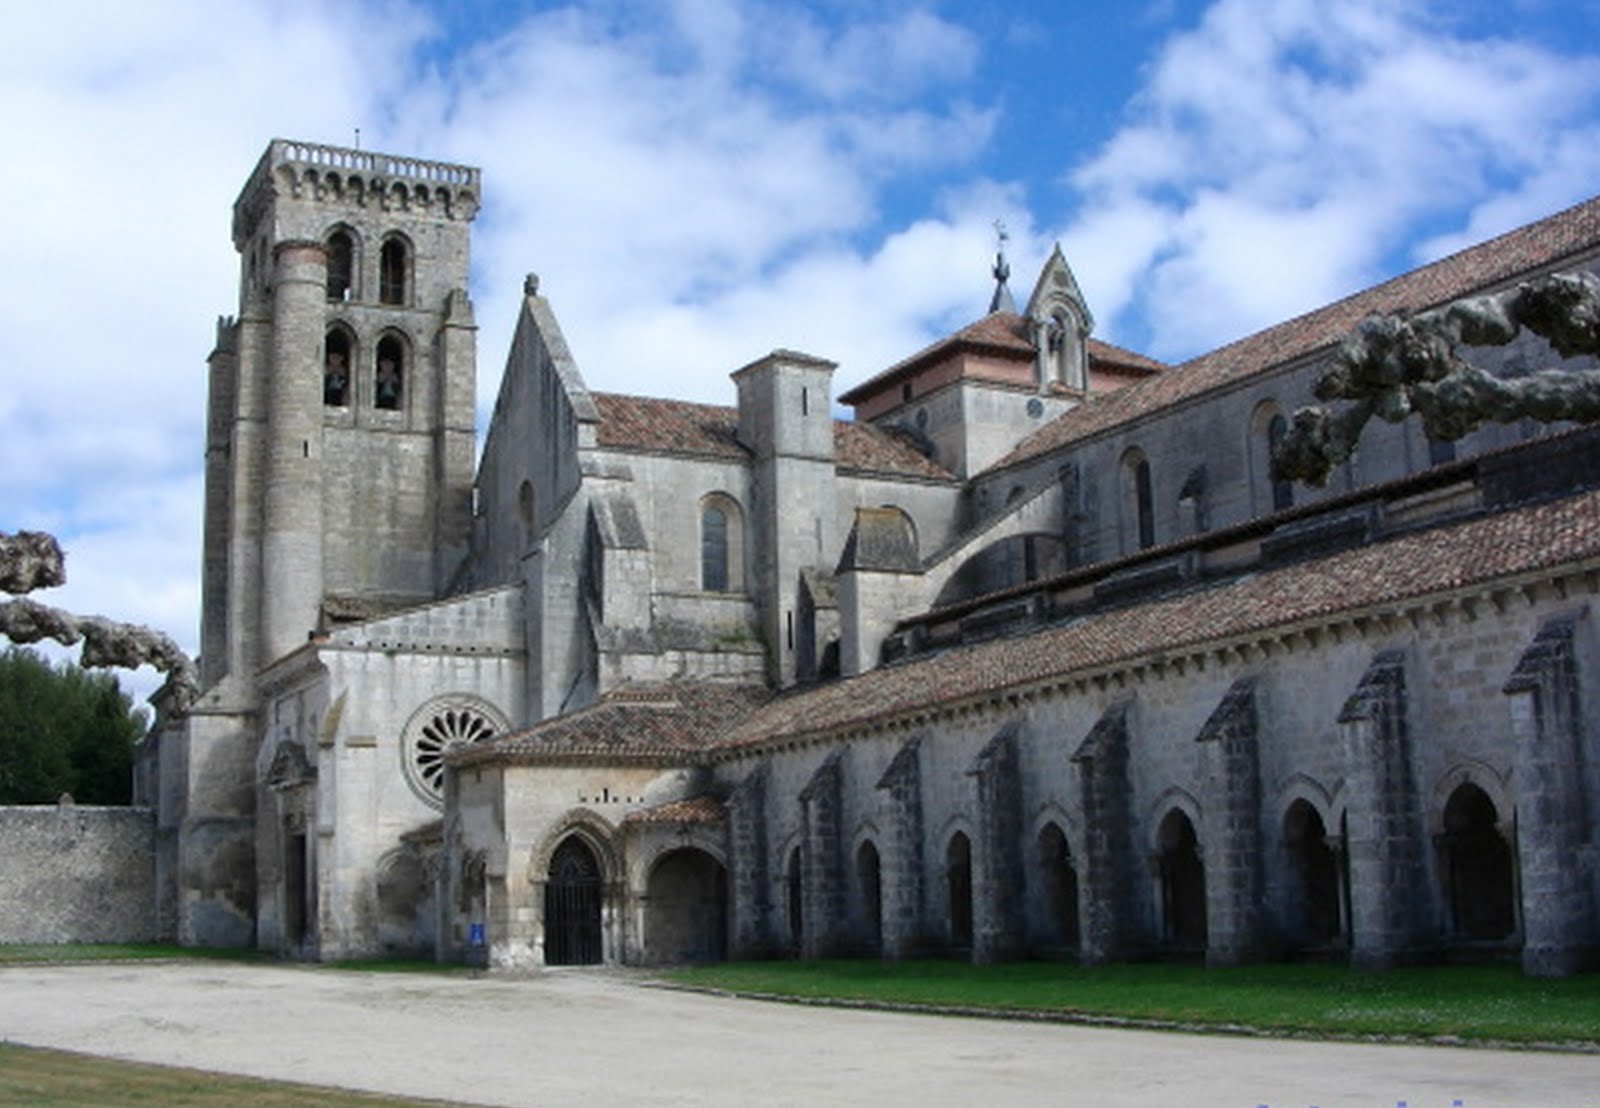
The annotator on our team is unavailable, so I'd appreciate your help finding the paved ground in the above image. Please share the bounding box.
[0,962,1596,1107]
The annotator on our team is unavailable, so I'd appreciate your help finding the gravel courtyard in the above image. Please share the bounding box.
[0,962,1596,1107]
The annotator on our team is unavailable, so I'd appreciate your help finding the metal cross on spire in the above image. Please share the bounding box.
[989,218,1017,314]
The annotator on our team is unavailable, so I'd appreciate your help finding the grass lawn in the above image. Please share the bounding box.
[0,944,265,966]
[0,1043,473,1108]
[664,959,1600,1046]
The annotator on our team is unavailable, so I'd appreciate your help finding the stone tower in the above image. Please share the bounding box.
[203,139,481,686]
[169,140,480,946]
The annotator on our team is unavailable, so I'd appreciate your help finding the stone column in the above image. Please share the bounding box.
[1504,612,1595,976]
[972,723,1024,963]
[261,239,327,662]
[799,752,845,958]
[1340,651,1421,969]
[1196,677,1264,965]
[875,737,925,959]
[726,762,772,959]
[1070,699,1137,964]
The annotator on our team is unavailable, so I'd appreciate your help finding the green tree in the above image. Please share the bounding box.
[0,646,147,805]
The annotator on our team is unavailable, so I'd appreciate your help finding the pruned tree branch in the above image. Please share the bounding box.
[1274,271,1600,486]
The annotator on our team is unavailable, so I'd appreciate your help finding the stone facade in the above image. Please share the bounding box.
[137,138,1600,976]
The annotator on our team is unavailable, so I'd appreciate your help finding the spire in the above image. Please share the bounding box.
[988,219,1016,314]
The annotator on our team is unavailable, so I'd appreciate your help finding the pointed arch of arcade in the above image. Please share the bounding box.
[1430,763,1519,945]
[1274,778,1346,952]
[936,815,977,952]
[1148,789,1206,954]
[780,832,804,955]
[850,822,885,956]
[1029,804,1083,956]
[529,810,622,966]
[639,841,730,965]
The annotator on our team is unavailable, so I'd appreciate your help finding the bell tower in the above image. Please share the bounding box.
[203,139,481,684]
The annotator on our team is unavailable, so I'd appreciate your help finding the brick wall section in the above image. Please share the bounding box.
[0,804,158,943]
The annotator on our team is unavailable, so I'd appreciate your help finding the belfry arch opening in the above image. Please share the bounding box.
[375,334,405,410]
[379,235,408,306]
[1440,783,1517,943]
[544,836,603,965]
[323,327,352,407]
[326,229,355,301]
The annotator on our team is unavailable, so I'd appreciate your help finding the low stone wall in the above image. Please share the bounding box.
[0,801,159,943]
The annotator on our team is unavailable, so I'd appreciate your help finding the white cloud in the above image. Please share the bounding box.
[1062,0,1600,357]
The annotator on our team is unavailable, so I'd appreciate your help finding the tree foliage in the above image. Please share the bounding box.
[0,645,148,805]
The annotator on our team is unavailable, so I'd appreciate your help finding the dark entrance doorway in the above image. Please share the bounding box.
[1037,823,1080,953]
[1157,810,1206,953]
[545,836,603,965]
[1441,784,1516,942]
[946,832,973,949]
[1283,800,1342,950]
[856,841,883,954]
[645,848,727,964]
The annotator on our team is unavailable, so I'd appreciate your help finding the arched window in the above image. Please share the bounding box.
[326,229,354,301]
[375,334,404,410]
[1121,449,1155,551]
[1268,413,1294,511]
[699,494,744,592]
[379,236,408,306]
[323,327,352,407]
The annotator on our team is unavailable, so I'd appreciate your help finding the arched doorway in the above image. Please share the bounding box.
[946,832,973,950]
[1157,810,1206,952]
[856,841,883,954]
[1037,823,1080,953]
[785,847,804,955]
[544,836,603,965]
[644,848,728,964]
[1283,800,1341,950]
[1441,783,1516,942]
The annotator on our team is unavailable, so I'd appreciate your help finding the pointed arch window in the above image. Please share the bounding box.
[326,230,354,301]
[1121,449,1155,551]
[379,236,408,306]
[1268,413,1294,511]
[375,334,404,410]
[323,327,352,407]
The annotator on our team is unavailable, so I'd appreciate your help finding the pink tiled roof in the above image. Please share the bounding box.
[716,486,1600,750]
[450,682,769,767]
[989,193,1600,472]
[838,312,1168,405]
[590,390,953,480]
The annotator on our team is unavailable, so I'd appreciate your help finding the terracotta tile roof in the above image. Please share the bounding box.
[838,312,1169,404]
[593,393,747,459]
[834,422,954,480]
[989,193,1600,472]
[716,486,1600,750]
[621,795,726,826]
[590,390,953,479]
[449,681,769,767]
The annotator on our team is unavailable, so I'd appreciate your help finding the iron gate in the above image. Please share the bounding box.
[545,837,602,965]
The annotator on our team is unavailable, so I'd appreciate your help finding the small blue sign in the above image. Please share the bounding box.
[469,922,485,946]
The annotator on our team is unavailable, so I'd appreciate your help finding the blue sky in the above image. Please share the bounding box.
[3,0,1600,704]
